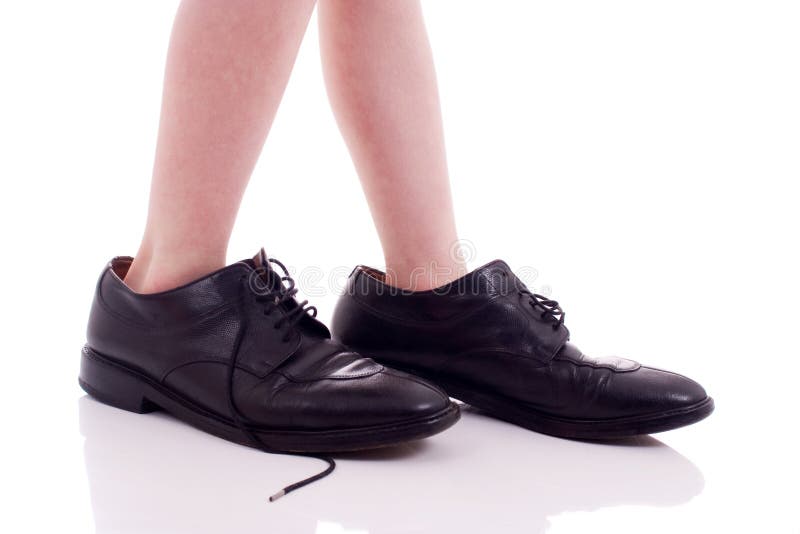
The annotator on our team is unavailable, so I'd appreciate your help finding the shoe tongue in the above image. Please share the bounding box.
[252,247,269,271]
[250,248,283,291]
[248,248,332,340]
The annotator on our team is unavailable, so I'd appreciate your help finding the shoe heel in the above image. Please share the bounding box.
[79,346,160,414]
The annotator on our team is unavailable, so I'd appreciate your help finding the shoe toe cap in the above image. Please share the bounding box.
[253,363,452,429]
[610,366,709,416]
[643,366,708,407]
[666,373,708,407]
[377,367,452,418]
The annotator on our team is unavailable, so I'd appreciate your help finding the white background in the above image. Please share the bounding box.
[1,1,798,533]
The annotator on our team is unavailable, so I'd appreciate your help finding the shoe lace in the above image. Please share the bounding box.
[225,257,334,502]
[252,257,318,343]
[519,287,565,330]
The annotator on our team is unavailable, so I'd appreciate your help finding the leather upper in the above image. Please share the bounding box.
[86,252,450,429]
[332,260,708,420]
[336,261,570,362]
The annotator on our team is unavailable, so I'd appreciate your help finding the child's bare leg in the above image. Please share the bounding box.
[319,0,465,290]
[125,0,316,293]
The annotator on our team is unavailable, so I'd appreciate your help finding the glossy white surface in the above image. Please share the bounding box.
[3,386,795,533]
[80,398,708,534]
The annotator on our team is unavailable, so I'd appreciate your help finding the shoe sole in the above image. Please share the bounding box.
[384,362,714,440]
[79,346,460,453]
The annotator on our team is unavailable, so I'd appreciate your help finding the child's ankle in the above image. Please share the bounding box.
[123,246,226,294]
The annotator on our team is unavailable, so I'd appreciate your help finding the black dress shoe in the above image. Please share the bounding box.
[332,260,714,439]
[80,249,458,499]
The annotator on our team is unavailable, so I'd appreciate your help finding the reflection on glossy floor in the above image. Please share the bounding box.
[80,395,711,534]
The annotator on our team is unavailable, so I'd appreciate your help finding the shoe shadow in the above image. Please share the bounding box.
[79,396,704,534]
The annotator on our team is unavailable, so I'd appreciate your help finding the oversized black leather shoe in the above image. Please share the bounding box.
[81,249,458,498]
[332,260,714,440]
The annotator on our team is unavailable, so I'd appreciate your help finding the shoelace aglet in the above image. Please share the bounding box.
[266,456,336,502]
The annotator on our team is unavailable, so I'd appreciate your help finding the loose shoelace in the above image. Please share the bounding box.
[226,257,335,502]
[519,287,565,330]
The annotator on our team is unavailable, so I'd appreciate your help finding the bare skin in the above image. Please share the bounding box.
[126,0,464,293]
[319,0,465,290]
[125,0,317,293]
